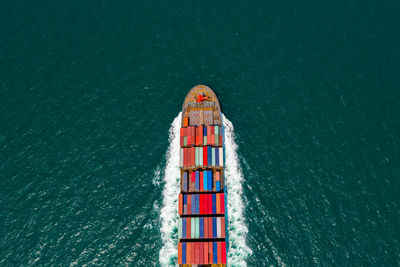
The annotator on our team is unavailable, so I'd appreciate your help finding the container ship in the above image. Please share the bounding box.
[177,85,228,266]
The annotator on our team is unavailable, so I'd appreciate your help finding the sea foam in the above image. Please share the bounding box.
[159,113,181,266]
[223,114,252,266]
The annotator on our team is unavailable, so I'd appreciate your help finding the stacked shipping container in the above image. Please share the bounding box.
[178,241,227,264]
[180,126,223,147]
[178,121,227,265]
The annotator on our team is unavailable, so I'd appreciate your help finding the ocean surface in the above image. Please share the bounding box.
[1,1,399,266]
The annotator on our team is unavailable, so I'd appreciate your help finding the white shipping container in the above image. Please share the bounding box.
[219,147,223,167]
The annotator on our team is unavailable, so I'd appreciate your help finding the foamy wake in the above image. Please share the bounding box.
[159,113,182,266]
[222,114,252,266]
[159,113,252,266]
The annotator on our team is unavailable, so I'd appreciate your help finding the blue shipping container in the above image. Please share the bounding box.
[196,194,200,214]
[204,126,207,136]
[208,171,212,191]
[215,147,219,166]
[182,242,186,264]
[183,172,188,191]
[203,170,207,191]
[195,171,199,191]
[212,194,216,214]
[216,181,220,191]
[199,218,204,238]
[183,194,187,205]
[213,242,218,263]
[212,217,217,238]
[191,195,195,214]
[182,218,186,238]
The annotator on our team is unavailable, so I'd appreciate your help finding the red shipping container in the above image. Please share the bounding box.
[188,147,190,167]
[187,128,191,146]
[208,216,213,239]
[180,128,184,147]
[210,126,214,146]
[208,194,212,214]
[191,147,195,167]
[219,135,223,146]
[199,126,202,145]
[187,194,192,215]
[186,148,190,168]
[187,218,191,238]
[220,193,225,213]
[217,241,221,263]
[221,217,225,238]
[202,193,206,215]
[194,242,200,264]
[199,194,203,214]
[204,241,208,264]
[191,126,195,145]
[183,148,186,167]
[178,242,182,264]
[199,125,203,146]
[203,146,208,166]
[191,172,195,192]
[178,194,183,215]
[208,241,213,264]
[187,147,191,167]
[191,241,194,264]
[199,241,204,264]
[187,242,191,264]
[221,241,227,263]
[195,127,198,145]
[200,171,203,192]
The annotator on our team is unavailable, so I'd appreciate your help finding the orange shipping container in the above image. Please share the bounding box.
[179,194,183,215]
[220,193,225,213]
[178,242,182,264]
[187,242,191,264]
[183,117,189,127]
[216,193,220,214]
[187,218,191,238]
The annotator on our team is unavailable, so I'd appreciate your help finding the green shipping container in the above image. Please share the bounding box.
[183,136,187,146]
[215,134,219,146]
[215,126,219,135]
[191,218,195,238]
[204,136,207,145]
[197,147,201,166]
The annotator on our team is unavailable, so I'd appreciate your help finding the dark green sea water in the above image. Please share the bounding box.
[1,1,399,266]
